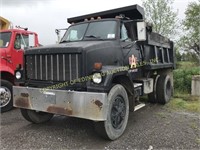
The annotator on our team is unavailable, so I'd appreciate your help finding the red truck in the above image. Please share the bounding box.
[0,16,39,112]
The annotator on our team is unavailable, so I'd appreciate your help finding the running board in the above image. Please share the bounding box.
[134,103,146,111]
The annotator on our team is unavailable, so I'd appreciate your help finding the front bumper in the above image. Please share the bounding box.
[13,86,108,121]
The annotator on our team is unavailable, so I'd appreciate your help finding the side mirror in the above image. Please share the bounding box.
[28,34,35,47]
[137,22,146,41]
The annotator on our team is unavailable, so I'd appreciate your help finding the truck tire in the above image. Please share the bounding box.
[0,80,13,112]
[20,109,54,124]
[148,75,160,103]
[156,74,172,104]
[20,108,34,122]
[94,84,129,140]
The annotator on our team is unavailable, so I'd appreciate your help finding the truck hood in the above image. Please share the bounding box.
[25,41,118,55]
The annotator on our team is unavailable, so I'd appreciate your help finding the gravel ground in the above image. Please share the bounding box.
[0,104,199,150]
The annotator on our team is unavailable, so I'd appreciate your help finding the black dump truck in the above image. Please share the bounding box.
[13,5,175,140]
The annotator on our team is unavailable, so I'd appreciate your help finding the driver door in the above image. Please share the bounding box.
[10,33,27,71]
[120,23,141,67]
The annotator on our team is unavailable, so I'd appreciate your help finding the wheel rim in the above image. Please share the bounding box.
[111,95,126,129]
[0,86,11,108]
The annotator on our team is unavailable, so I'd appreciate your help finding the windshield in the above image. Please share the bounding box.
[61,20,117,42]
[0,32,11,48]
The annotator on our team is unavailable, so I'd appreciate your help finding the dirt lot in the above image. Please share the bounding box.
[0,104,199,149]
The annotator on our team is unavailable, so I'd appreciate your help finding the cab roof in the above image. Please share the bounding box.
[0,29,37,35]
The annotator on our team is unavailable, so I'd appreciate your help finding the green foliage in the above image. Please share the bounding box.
[181,52,199,63]
[196,138,200,144]
[174,92,199,101]
[168,61,200,112]
[184,1,200,37]
[178,1,200,56]
[142,0,179,39]
[174,62,200,93]
[176,61,198,69]
[176,51,182,61]
[168,98,200,112]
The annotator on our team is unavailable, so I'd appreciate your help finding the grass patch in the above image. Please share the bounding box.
[167,97,200,113]
[172,61,200,112]
[196,138,200,144]
[170,90,200,112]
[174,92,200,101]
[190,122,200,131]
[176,61,198,69]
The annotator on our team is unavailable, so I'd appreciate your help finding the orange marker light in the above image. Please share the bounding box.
[16,64,22,70]
[94,62,102,70]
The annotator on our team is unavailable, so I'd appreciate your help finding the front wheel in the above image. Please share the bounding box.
[20,109,54,123]
[0,80,13,112]
[94,84,129,140]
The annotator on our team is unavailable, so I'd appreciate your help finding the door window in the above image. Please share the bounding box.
[14,34,29,50]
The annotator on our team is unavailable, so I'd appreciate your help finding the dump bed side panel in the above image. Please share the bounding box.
[141,32,175,70]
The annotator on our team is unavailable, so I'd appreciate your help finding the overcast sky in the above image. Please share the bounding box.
[0,0,197,45]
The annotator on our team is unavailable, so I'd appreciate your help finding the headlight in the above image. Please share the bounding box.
[92,73,102,84]
[15,71,22,79]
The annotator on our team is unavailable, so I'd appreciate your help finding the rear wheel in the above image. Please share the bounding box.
[156,74,172,104]
[94,84,129,140]
[20,109,54,123]
[0,80,13,112]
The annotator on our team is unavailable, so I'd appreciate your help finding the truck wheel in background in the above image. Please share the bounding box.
[0,80,13,112]
[20,109,34,122]
[148,75,160,103]
[20,109,54,123]
[94,84,129,140]
[156,74,172,104]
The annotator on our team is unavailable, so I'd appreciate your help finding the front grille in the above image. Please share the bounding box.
[26,53,81,81]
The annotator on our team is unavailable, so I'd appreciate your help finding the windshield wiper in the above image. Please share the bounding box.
[84,35,104,40]
[59,40,70,43]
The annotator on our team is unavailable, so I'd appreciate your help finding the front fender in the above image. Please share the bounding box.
[0,65,14,76]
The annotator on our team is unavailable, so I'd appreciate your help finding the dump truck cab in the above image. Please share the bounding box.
[13,5,175,140]
[0,29,39,74]
[0,17,39,112]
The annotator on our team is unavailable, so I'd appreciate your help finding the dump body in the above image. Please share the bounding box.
[0,16,10,30]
